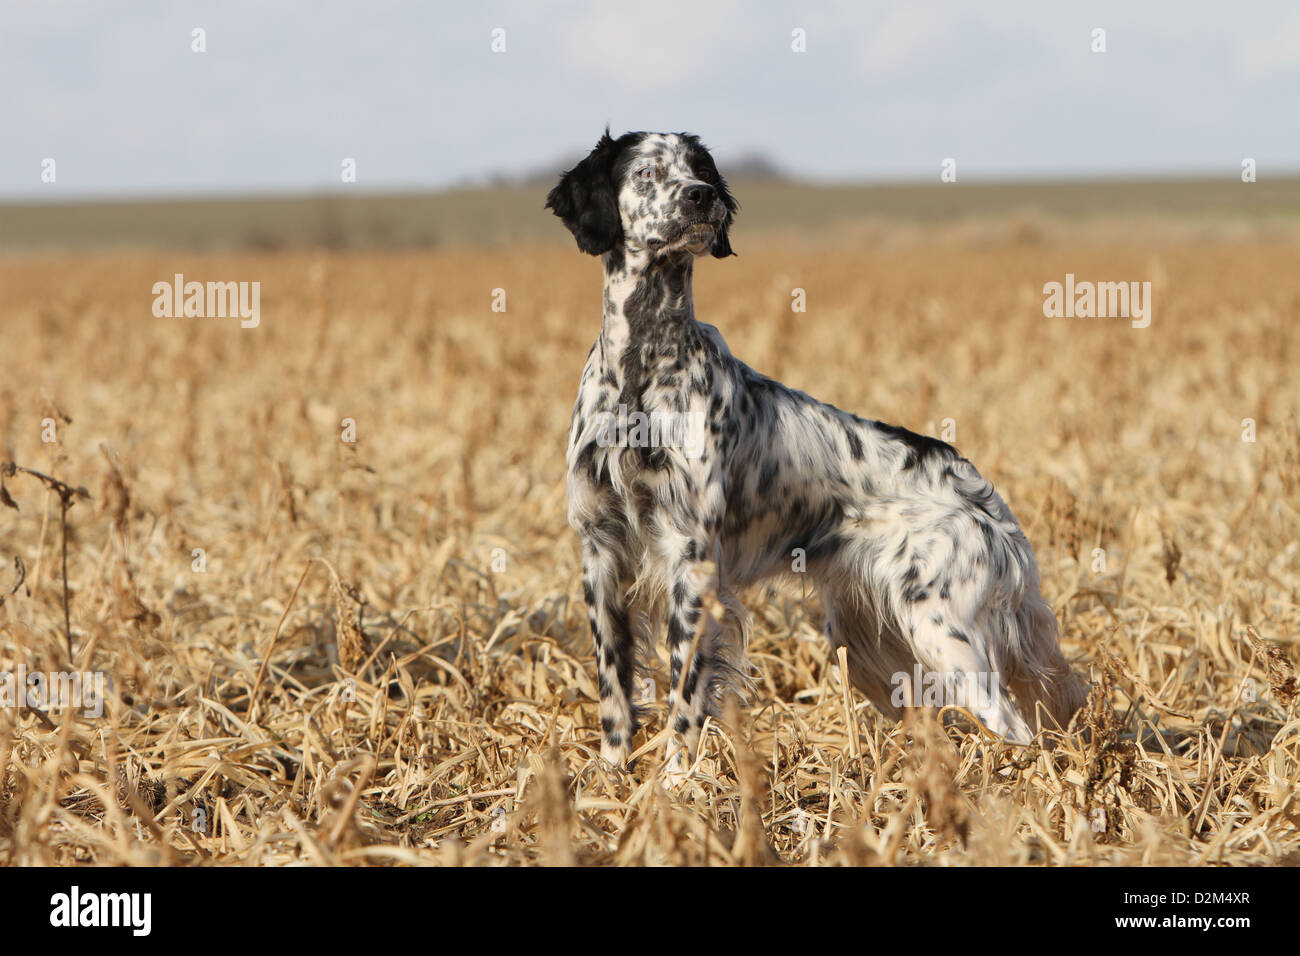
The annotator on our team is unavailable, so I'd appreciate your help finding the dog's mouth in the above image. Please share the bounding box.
[648,220,715,252]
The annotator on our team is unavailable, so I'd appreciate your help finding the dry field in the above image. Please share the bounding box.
[0,223,1298,866]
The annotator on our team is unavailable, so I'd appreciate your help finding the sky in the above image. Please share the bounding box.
[2,0,1298,200]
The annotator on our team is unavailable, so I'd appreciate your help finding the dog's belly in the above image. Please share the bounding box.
[719,492,848,585]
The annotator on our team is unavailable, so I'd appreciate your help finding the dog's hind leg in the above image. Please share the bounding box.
[825,586,1035,742]
[663,585,753,777]
[1002,592,1086,735]
[822,590,913,724]
[905,598,1034,743]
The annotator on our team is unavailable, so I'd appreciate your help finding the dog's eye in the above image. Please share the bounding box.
[697,169,714,183]
[636,165,656,182]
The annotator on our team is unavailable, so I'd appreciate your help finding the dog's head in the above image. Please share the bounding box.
[546,130,738,260]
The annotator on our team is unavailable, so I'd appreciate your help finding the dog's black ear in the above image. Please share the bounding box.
[546,131,625,256]
[710,172,739,258]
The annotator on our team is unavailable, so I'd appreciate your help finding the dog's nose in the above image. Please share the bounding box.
[683,183,716,210]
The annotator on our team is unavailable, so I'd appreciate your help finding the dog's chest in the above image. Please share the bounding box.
[567,334,718,509]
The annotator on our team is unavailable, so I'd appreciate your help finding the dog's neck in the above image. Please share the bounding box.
[599,247,696,359]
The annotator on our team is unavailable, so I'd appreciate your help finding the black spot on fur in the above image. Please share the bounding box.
[901,564,933,604]
[844,424,864,460]
[671,579,689,607]
[873,420,957,470]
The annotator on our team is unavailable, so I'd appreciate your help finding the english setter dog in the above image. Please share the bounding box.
[548,129,1085,771]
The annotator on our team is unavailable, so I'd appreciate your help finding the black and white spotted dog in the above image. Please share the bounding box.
[548,130,1085,771]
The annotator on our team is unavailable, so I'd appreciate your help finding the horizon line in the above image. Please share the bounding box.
[2,167,1296,208]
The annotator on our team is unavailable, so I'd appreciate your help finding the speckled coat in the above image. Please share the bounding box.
[547,131,1085,769]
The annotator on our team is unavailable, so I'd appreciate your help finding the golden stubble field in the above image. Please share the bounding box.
[0,225,1298,865]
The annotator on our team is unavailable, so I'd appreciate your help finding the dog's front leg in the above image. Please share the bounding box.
[660,530,719,779]
[579,535,637,768]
